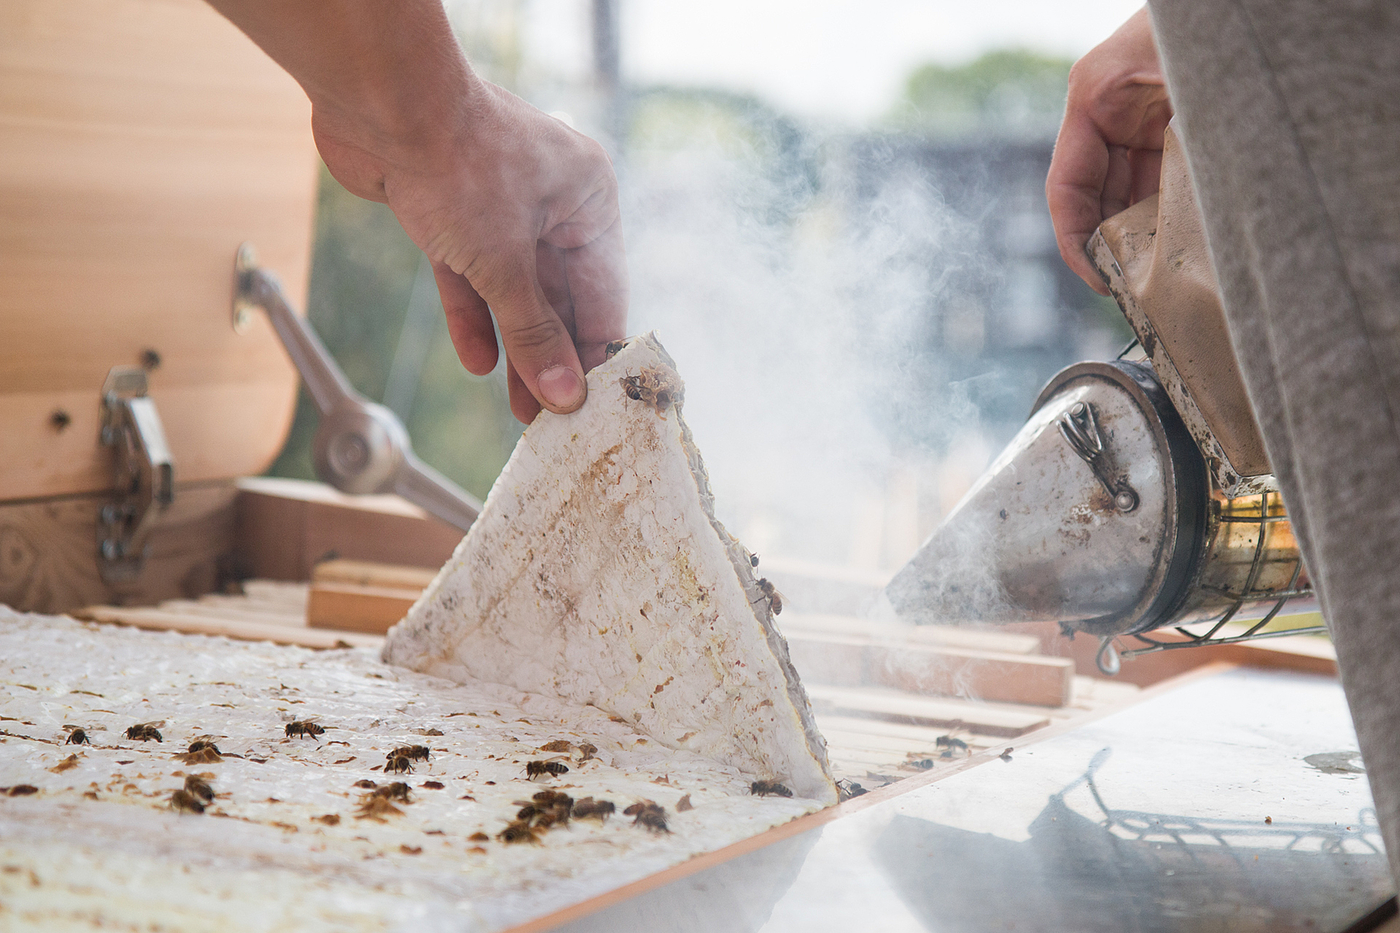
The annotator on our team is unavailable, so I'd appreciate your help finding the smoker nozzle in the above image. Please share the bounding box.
[884,360,1205,639]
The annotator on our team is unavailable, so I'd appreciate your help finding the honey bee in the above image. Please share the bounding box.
[169,788,205,814]
[605,339,629,359]
[183,775,215,802]
[388,745,431,763]
[516,791,572,828]
[370,782,412,803]
[176,746,223,765]
[355,796,403,821]
[285,721,325,739]
[936,735,970,758]
[755,578,784,615]
[624,800,670,834]
[497,820,542,845]
[571,797,616,822]
[750,780,793,798]
[385,754,414,774]
[125,722,163,742]
[619,368,681,411]
[188,737,221,755]
[63,726,91,746]
[836,780,867,801]
[525,760,569,779]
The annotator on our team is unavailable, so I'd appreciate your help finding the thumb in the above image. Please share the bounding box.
[473,249,587,417]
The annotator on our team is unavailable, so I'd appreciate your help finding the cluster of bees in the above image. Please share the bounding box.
[55,716,727,852]
[384,745,431,774]
[495,791,674,844]
[618,367,682,412]
[355,779,414,820]
[905,733,976,772]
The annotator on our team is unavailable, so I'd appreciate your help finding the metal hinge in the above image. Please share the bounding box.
[97,366,175,582]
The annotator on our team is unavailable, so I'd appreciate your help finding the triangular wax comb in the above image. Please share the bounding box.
[383,334,836,803]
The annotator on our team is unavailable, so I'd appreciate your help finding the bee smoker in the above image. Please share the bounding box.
[884,125,1320,673]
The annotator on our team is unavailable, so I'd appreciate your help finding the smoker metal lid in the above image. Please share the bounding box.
[1032,361,1207,636]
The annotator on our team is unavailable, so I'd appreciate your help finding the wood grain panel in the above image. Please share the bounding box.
[0,0,318,500]
[0,482,238,615]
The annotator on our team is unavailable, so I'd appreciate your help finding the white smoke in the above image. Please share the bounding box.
[622,118,990,575]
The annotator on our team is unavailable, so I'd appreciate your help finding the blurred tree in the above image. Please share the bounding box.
[893,49,1073,139]
[265,165,520,500]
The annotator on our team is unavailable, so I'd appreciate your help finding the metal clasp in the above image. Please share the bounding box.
[1059,401,1139,512]
[231,243,482,532]
[98,366,175,582]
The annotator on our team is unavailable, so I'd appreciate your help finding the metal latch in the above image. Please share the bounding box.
[98,366,175,582]
[1059,401,1139,513]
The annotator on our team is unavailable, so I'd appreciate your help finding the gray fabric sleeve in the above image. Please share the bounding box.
[1147,0,1400,885]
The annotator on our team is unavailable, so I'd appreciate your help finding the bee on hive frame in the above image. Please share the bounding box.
[169,788,205,814]
[125,721,164,742]
[750,780,793,798]
[525,760,569,780]
[183,775,215,803]
[63,726,91,746]
[388,745,431,763]
[755,578,784,615]
[624,800,670,833]
[285,720,325,739]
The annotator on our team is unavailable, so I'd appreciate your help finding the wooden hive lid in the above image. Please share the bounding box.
[0,0,319,503]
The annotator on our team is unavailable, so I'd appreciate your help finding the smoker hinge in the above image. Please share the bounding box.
[97,366,175,583]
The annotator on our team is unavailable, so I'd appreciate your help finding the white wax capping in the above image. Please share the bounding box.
[0,612,822,932]
[384,333,835,804]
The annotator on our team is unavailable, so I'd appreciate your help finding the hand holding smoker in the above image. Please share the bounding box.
[885,125,1323,673]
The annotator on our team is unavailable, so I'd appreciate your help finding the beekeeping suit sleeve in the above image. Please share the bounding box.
[1147,0,1400,886]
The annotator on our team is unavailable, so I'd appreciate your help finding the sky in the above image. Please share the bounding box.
[520,0,1144,125]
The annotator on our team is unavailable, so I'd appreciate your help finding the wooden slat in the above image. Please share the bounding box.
[785,631,1075,707]
[312,558,439,590]
[815,714,988,746]
[156,598,304,627]
[780,613,1040,654]
[305,581,418,634]
[73,603,382,650]
[234,477,462,582]
[805,684,1050,737]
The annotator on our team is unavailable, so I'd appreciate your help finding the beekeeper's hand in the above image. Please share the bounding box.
[207,0,627,423]
[1046,7,1172,294]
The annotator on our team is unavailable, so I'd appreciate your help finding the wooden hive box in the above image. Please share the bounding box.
[0,0,461,616]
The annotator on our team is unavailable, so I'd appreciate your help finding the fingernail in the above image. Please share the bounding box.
[538,365,585,410]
